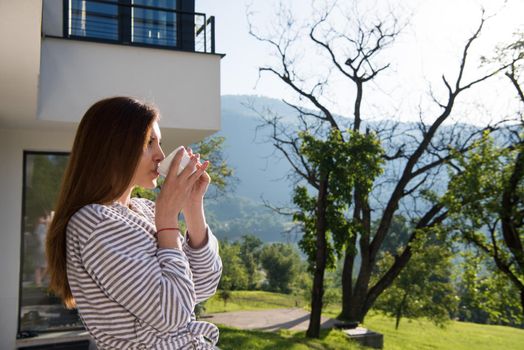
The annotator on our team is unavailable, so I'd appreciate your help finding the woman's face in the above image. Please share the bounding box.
[132,121,165,189]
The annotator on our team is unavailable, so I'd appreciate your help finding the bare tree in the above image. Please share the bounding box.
[249,0,515,336]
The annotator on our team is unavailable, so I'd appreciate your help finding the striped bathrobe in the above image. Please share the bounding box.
[66,197,222,349]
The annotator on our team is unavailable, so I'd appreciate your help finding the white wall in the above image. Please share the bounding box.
[38,38,222,132]
[0,127,76,349]
[0,0,42,127]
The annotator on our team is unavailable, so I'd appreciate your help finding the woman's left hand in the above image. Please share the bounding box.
[185,148,211,206]
[182,148,211,248]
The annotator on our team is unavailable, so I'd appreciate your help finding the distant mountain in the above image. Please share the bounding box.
[218,95,297,204]
[205,195,295,243]
[221,95,303,125]
[204,95,485,243]
[204,95,297,242]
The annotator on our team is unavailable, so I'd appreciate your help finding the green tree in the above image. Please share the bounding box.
[260,243,303,293]
[374,231,458,329]
[443,132,524,318]
[442,31,524,321]
[218,241,249,291]
[191,136,235,199]
[292,129,383,336]
[238,235,264,289]
[454,250,523,326]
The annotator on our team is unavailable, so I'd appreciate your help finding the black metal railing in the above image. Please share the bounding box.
[64,0,215,53]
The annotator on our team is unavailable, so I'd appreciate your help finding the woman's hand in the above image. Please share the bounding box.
[181,148,211,249]
[155,148,209,240]
[185,148,211,205]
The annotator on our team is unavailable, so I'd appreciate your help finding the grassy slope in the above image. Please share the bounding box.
[204,290,305,313]
[204,291,524,350]
[217,327,364,350]
[363,312,524,350]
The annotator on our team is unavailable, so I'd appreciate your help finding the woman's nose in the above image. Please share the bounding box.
[156,146,165,162]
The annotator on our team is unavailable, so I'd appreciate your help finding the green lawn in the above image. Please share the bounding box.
[362,312,524,350]
[204,291,524,350]
[217,326,364,350]
[203,290,305,313]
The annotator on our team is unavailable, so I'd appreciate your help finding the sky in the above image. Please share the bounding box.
[196,0,524,125]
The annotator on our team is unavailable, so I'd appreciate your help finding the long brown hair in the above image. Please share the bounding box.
[46,96,158,308]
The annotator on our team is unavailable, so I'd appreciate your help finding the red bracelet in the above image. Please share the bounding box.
[156,227,181,235]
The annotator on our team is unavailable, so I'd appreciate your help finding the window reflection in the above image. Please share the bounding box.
[19,152,82,334]
[69,0,119,41]
[132,0,178,46]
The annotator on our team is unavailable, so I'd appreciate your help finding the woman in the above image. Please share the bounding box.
[46,97,222,349]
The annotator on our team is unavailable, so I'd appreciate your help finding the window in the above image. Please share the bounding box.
[67,0,183,48]
[18,152,82,334]
[63,1,214,52]
[132,0,178,46]
[69,0,119,41]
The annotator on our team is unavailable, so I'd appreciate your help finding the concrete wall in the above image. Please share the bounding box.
[0,0,42,127]
[38,38,221,133]
[0,127,76,349]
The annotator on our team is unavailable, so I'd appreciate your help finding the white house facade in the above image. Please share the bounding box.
[0,1,222,348]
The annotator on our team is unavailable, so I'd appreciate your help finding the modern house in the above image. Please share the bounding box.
[0,1,222,348]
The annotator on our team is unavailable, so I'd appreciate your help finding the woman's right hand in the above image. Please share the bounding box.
[154,147,208,235]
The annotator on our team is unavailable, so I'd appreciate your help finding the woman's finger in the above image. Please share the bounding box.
[178,155,199,179]
[188,161,210,184]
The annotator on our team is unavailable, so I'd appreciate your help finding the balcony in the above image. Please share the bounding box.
[0,0,222,148]
[47,0,216,54]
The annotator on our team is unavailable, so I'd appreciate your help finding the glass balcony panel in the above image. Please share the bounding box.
[132,0,177,47]
[69,0,119,41]
[62,0,213,52]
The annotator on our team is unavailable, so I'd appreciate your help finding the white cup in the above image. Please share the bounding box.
[158,146,194,177]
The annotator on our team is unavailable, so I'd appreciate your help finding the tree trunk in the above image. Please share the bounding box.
[395,292,409,330]
[306,175,329,338]
[353,251,372,323]
[521,287,524,318]
[341,204,445,322]
[519,287,524,318]
[340,77,365,322]
[350,199,373,323]
[353,81,363,131]
[340,243,372,323]
[340,235,357,321]
[395,306,402,330]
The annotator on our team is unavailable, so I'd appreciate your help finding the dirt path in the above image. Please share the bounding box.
[202,308,337,332]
